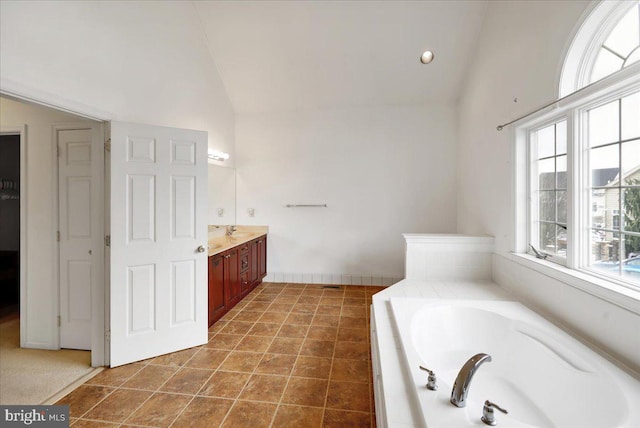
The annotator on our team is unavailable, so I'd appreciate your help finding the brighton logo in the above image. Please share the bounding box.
[1,406,68,427]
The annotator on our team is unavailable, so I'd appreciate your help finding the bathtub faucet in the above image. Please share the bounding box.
[450,353,492,408]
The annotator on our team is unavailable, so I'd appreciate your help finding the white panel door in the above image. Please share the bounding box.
[59,129,95,350]
[109,121,208,367]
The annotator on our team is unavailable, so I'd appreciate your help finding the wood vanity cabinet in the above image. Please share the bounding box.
[208,234,267,326]
[208,254,225,325]
[224,247,241,308]
[257,236,267,278]
[240,242,252,297]
[208,247,240,326]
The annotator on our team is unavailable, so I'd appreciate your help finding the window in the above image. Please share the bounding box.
[587,92,640,283]
[530,121,567,260]
[560,1,640,97]
[519,1,640,290]
[590,2,640,83]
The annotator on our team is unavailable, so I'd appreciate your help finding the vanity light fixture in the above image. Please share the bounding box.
[208,149,230,161]
[420,50,435,64]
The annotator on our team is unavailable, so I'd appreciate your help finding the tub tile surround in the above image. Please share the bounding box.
[403,233,494,281]
[58,282,385,427]
[266,272,402,287]
[372,234,640,427]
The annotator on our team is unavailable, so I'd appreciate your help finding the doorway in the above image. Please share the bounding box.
[0,134,20,320]
[0,96,105,366]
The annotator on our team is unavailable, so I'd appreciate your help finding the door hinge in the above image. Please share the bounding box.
[105,235,111,247]
[105,139,111,152]
[57,231,60,242]
[105,329,111,343]
[57,316,61,327]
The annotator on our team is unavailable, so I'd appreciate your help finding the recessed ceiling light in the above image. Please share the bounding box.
[420,50,434,64]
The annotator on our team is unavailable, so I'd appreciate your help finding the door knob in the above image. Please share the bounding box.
[197,245,206,253]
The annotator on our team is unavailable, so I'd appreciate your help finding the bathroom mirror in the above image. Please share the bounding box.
[208,164,236,225]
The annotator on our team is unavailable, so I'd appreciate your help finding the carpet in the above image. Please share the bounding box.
[0,317,97,404]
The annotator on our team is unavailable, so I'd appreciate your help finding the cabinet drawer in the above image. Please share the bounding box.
[240,253,249,273]
[240,271,251,295]
[240,243,250,254]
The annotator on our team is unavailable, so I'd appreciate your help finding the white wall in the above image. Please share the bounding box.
[0,97,94,347]
[0,0,235,166]
[236,104,458,285]
[458,0,640,372]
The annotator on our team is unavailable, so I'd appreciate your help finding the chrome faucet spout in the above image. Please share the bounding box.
[450,353,492,408]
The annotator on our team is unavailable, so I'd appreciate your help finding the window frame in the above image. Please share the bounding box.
[515,62,640,294]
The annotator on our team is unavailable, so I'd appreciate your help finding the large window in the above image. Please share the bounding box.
[521,1,640,290]
[524,86,640,288]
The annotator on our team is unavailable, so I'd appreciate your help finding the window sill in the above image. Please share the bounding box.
[503,252,640,315]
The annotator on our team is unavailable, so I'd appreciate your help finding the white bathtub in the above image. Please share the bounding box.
[389,298,640,428]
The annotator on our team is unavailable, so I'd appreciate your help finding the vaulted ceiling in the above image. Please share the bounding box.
[194,1,488,113]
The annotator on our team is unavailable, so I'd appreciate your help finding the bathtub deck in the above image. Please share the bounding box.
[370,278,512,427]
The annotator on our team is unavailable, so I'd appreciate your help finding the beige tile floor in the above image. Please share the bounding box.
[58,282,385,427]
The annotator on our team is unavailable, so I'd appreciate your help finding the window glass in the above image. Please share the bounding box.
[621,91,640,140]
[538,158,555,189]
[591,145,619,186]
[587,91,640,285]
[588,100,619,147]
[591,49,625,83]
[590,2,640,84]
[531,121,567,258]
[556,155,567,189]
[556,121,567,155]
[604,5,639,58]
[622,139,640,181]
[536,126,555,158]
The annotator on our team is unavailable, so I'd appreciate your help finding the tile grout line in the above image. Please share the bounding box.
[119,354,199,428]
[319,285,345,425]
[208,282,303,427]
[190,283,272,427]
[220,283,290,428]
[166,282,261,428]
[66,283,382,427]
[74,362,148,422]
[268,282,318,428]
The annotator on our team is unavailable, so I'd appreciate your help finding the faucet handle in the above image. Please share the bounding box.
[481,400,508,426]
[419,366,438,391]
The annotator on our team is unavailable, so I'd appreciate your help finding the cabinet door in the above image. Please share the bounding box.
[249,239,259,285]
[224,248,241,307]
[209,255,225,326]
[257,236,267,278]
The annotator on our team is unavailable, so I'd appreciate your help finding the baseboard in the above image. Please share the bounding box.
[263,272,403,286]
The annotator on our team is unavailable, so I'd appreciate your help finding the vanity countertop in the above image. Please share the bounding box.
[207,225,268,256]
